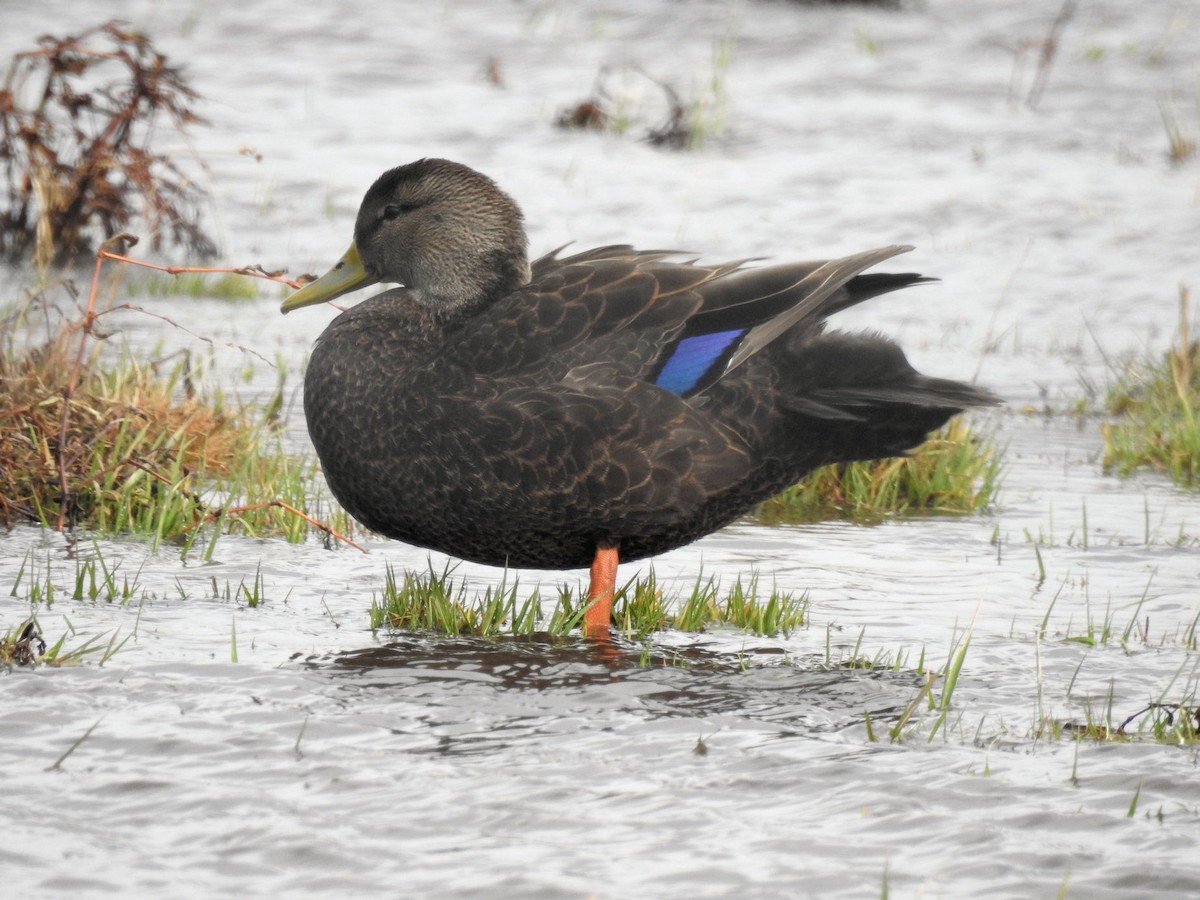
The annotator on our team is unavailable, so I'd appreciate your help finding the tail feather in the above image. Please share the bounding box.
[812,377,1000,412]
[830,272,938,315]
[779,332,998,438]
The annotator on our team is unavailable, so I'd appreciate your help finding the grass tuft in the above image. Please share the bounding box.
[1055,700,1200,745]
[756,416,1000,524]
[369,564,807,639]
[369,564,573,637]
[667,572,808,636]
[0,287,350,550]
[1,617,127,668]
[1102,286,1200,486]
[1159,99,1197,165]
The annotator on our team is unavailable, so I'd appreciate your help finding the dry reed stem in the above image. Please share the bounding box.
[1026,0,1076,110]
[1009,0,1077,111]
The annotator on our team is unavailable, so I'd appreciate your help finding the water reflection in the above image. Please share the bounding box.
[318,633,926,749]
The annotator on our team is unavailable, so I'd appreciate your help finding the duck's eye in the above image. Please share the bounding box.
[382,202,418,221]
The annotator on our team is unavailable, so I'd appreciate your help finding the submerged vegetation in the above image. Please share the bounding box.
[1102,287,1200,486]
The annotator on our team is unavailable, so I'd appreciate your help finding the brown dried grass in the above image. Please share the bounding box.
[0,239,359,550]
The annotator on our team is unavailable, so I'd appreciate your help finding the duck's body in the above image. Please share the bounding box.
[284,159,996,635]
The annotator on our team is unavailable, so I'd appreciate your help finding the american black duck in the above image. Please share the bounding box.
[283,159,997,636]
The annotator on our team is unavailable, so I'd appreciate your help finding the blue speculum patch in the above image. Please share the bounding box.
[654,328,746,395]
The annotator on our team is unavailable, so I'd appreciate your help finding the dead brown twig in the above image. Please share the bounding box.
[0,20,216,267]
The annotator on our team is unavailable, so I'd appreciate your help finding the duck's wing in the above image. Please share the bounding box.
[449,248,744,379]
[652,245,928,398]
[450,245,930,402]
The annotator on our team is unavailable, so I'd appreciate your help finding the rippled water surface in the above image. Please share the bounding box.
[3,1,1200,897]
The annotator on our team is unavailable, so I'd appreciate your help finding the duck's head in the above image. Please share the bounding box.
[282,159,531,316]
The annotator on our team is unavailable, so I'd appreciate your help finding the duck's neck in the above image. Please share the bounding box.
[412,247,532,323]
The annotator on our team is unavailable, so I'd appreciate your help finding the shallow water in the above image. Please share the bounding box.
[3,1,1200,897]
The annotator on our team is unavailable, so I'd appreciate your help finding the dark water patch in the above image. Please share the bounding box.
[315,633,927,745]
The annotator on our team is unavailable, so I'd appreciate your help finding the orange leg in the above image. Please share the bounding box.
[583,545,619,638]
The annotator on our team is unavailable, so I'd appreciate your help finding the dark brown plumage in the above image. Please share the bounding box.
[283,159,997,634]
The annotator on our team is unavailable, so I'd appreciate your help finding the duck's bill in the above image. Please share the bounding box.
[281,241,379,313]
